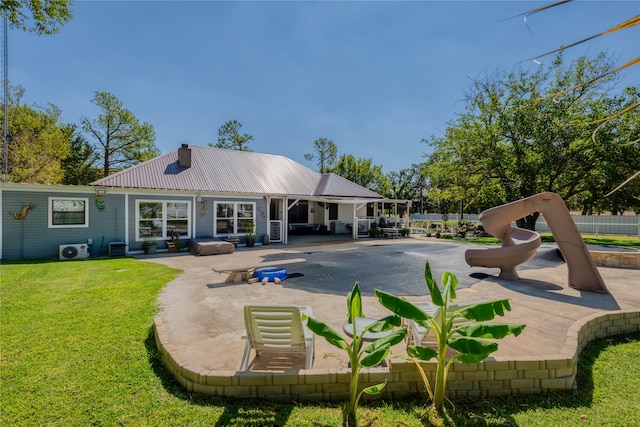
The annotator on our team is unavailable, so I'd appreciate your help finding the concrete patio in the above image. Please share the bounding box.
[142,238,639,374]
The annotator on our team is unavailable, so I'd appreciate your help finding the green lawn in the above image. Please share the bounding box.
[459,233,640,249]
[1,258,638,426]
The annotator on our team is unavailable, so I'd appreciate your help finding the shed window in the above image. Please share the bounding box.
[48,197,89,228]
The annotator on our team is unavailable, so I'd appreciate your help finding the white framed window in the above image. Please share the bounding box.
[48,197,89,228]
[136,200,191,241]
[214,202,255,236]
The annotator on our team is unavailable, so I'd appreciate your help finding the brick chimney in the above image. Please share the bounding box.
[178,144,191,168]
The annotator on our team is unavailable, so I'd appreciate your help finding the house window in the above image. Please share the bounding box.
[48,197,89,228]
[136,200,191,240]
[215,202,255,236]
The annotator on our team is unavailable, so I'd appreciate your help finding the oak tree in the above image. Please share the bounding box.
[2,0,74,35]
[424,53,638,228]
[1,86,70,183]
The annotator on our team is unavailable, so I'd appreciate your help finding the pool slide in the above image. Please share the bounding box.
[465,192,608,293]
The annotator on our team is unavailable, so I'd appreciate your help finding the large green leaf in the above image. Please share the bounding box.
[415,318,436,331]
[456,352,493,364]
[424,261,444,307]
[457,299,512,321]
[365,315,402,333]
[347,282,363,323]
[407,345,438,361]
[362,381,387,395]
[448,336,498,357]
[442,271,458,302]
[374,290,433,322]
[456,322,526,339]
[363,327,408,353]
[303,315,349,351]
[361,344,390,367]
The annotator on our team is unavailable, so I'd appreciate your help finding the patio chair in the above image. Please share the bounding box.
[240,305,315,371]
[407,300,487,347]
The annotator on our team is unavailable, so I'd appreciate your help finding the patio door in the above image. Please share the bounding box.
[269,199,284,243]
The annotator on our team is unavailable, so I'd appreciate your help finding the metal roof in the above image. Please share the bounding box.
[92,145,383,200]
[314,173,381,198]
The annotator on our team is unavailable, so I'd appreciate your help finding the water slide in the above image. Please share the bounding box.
[465,192,608,293]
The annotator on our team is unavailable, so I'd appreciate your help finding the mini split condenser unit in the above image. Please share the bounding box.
[59,244,89,260]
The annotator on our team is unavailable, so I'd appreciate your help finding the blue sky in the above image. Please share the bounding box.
[10,0,640,174]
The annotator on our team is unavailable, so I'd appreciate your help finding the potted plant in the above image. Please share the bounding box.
[142,237,157,254]
[167,231,186,253]
[174,239,186,251]
[244,222,256,247]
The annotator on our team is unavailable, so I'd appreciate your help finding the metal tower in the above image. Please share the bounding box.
[1,14,7,183]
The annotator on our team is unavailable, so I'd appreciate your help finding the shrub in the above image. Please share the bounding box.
[304,282,407,426]
[375,260,526,410]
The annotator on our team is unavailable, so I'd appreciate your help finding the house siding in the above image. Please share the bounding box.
[1,184,276,259]
[2,187,126,259]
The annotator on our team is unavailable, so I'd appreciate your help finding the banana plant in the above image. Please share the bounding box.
[303,282,407,426]
[375,260,526,409]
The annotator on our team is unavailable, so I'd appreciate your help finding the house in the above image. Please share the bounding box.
[1,145,406,259]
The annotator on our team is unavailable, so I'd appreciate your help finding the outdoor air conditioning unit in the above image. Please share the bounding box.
[59,244,89,260]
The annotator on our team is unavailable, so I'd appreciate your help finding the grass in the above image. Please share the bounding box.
[458,233,640,248]
[1,258,639,426]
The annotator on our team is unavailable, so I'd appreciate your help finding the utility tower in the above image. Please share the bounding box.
[1,14,7,183]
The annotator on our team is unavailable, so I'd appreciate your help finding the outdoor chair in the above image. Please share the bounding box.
[240,305,315,371]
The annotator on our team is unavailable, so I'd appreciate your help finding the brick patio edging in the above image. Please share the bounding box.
[153,310,640,401]
[590,251,640,269]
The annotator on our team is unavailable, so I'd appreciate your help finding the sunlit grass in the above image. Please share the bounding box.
[458,233,639,248]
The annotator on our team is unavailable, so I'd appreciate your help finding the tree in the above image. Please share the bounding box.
[213,120,254,151]
[1,86,70,183]
[571,88,640,214]
[332,154,389,194]
[2,0,74,35]
[82,91,158,177]
[512,1,640,195]
[304,137,337,173]
[386,165,431,213]
[424,53,637,229]
[61,125,101,185]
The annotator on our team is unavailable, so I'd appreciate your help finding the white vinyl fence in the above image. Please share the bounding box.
[410,214,639,237]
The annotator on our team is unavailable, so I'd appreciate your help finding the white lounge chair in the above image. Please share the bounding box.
[240,305,315,371]
[407,300,487,347]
